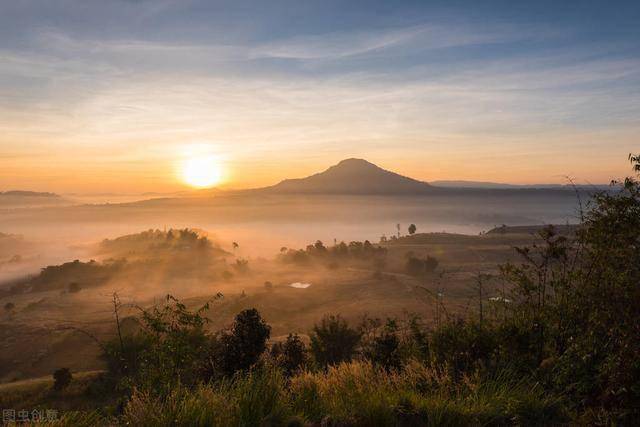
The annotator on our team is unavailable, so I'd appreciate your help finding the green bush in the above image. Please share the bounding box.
[103,294,217,394]
[497,155,640,422]
[362,319,402,371]
[310,315,361,368]
[430,319,497,377]
[271,333,308,377]
[208,308,271,379]
[405,255,439,276]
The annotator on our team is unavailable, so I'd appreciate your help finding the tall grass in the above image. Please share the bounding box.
[115,361,567,426]
[122,367,293,426]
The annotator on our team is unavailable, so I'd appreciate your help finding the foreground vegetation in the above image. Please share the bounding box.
[4,155,640,426]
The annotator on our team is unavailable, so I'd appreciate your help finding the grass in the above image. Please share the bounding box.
[0,370,108,411]
[0,370,120,426]
[116,361,567,426]
[0,358,567,426]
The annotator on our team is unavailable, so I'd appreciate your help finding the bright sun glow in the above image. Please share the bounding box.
[181,156,223,188]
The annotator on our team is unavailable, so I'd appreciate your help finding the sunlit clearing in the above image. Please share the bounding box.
[181,156,223,188]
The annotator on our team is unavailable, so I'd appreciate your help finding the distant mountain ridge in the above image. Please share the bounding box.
[0,190,69,208]
[0,190,60,198]
[431,180,609,190]
[260,158,435,195]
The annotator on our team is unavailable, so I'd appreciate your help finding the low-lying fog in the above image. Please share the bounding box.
[0,192,583,282]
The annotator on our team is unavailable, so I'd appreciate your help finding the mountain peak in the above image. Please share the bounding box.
[265,158,434,195]
[335,158,375,167]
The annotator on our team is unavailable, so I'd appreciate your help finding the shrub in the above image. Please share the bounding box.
[209,308,271,378]
[310,315,361,368]
[103,294,217,394]
[233,258,250,273]
[430,319,497,377]
[496,154,640,421]
[271,333,307,376]
[405,255,438,276]
[53,368,73,391]
[362,320,402,371]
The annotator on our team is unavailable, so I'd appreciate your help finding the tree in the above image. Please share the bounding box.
[362,319,401,371]
[212,308,271,377]
[53,368,72,391]
[631,153,640,173]
[408,224,417,235]
[424,255,438,273]
[3,302,14,312]
[233,258,250,273]
[310,315,361,368]
[405,256,425,276]
[405,255,438,276]
[271,333,307,376]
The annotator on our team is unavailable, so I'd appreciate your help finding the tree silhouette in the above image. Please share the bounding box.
[213,308,271,376]
[271,333,307,376]
[310,315,361,368]
[53,368,72,391]
[408,224,417,235]
[630,153,640,173]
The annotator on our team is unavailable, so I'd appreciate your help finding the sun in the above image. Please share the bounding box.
[181,156,223,188]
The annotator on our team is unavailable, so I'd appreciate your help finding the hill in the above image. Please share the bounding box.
[0,191,59,198]
[485,224,578,235]
[259,158,436,195]
[0,191,70,208]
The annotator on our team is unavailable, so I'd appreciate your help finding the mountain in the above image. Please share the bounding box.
[261,158,435,195]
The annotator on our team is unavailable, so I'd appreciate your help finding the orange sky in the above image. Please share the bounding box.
[1,129,637,194]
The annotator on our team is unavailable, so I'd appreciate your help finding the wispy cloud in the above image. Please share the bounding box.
[250,23,528,60]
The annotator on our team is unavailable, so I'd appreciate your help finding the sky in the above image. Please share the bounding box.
[0,0,639,193]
